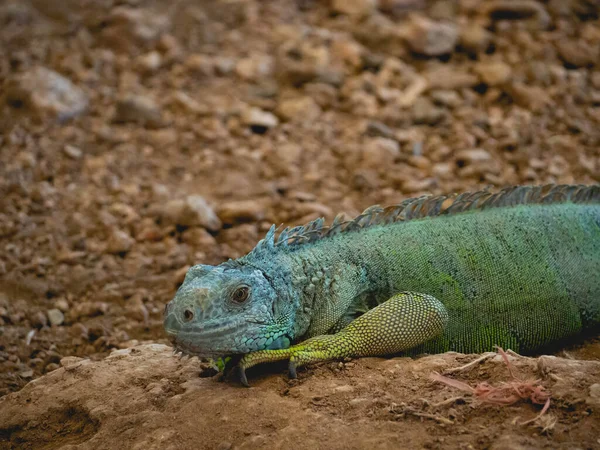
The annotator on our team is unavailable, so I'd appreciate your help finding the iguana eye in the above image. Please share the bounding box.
[183,309,194,321]
[231,286,250,303]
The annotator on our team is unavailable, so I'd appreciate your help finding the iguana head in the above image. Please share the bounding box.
[163,263,293,358]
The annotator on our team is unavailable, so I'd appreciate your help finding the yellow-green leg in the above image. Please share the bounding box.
[236,292,448,386]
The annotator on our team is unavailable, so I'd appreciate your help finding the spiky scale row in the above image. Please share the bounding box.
[245,184,600,259]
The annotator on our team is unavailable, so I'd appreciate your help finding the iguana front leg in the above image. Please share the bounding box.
[236,292,448,386]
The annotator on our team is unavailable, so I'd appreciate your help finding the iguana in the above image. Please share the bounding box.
[163,184,600,386]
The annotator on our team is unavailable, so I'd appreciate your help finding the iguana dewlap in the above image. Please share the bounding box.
[163,184,600,385]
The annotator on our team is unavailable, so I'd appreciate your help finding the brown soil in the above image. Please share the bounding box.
[1,345,600,450]
[0,0,599,448]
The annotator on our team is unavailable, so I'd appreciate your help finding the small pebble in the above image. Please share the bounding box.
[47,309,65,326]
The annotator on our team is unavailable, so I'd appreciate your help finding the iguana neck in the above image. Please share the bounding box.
[286,247,378,337]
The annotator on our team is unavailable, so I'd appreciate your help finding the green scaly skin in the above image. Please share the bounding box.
[163,185,600,386]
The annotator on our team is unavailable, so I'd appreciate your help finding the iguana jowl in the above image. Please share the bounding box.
[163,184,600,385]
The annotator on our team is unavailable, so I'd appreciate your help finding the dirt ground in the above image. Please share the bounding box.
[0,0,599,448]
[1,344,600,450]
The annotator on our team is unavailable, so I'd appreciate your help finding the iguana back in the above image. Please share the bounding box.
[300,201,600,354]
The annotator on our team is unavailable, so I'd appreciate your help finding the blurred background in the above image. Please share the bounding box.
[0,0,599,396]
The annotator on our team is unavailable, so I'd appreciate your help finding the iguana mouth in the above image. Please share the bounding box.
[171,336,228,359]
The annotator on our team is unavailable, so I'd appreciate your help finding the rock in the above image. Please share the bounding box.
[269,142,303,174]
[181,228,218,248]
[136,51,162,73]
[365,121,394,138]
[3,67,89,122]
[146,129,178,148]
[352,13,406,57]
[401,178,435,193]
[592,72,600,90]
[294,202,334,218]
[330,38,364,70]
[63,144,83,159]
[169,91,209,115]
[395,76,429,108]
[235,55,274,81]
[406,17,458,56]
[45,363,60,373]
[60,356,85,368]
[330,0,376,17]
[217,200,266,224]
[158,34,180,53]
[31,182,55,204]
[526,61,551,85]
[474,61,512,86]
[411,97,445,125]
[184,54,215,76]
[70,302,108,321]
[546,0,572,17]
[460,24,491,54]
[19,369,33,379]
[125,294,149,324]
[430,90,461,108]
[113,95,165,128]
[0,1,37,27]
[30,311,48,329]
[588,383,600,407]
[275,35,345,87]
[345,91,379,117]
[54,298,70,313]
[29,0,99,24]
[556,40,598,68]
[480,1,551,31]
[378,0,426,16]
[101,6,170,53]
[456,148,492,164]
[161,196,221,231]
[506,82,551,112]
[425,66,478,90]
[174,265,191,285]
[362,137,401,167]
[136,219,163,242]
[277,97,321,122]
[241,107,279,132]
[220,225,261,257]
[47,309,64,326]
[432,162,454,178]
[214,57,237,76]
[218,442,233,450]
[106,229,135,254]
[8,311,25,325]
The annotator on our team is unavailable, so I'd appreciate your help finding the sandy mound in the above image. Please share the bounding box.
[1,344,599,449]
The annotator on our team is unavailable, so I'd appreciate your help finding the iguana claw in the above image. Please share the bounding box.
[238,365,250,387]
[220,355,250,386]
[288,361,298,379]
